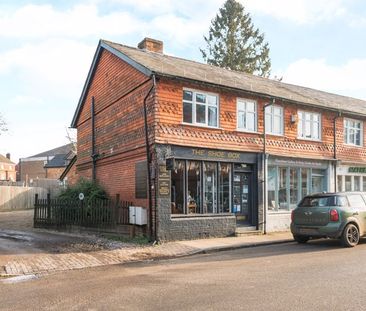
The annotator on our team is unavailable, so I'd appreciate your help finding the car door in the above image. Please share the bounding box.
[347,194,366,235]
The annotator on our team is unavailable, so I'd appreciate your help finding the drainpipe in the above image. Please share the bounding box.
[91,96,98,182]
[143,74,156,241]
[263,98,275,234]
[333,111,341,192]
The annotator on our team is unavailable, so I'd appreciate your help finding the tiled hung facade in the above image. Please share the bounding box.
[72,39,366,241]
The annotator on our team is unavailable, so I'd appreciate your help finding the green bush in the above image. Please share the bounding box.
[58,178,109,204]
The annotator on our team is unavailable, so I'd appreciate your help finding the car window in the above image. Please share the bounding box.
[299,196,335,207]
[336,196,349,207]
[347,194,366,209]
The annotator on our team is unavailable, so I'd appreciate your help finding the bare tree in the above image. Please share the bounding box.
[65,127,77,154]
[0,114,7,135]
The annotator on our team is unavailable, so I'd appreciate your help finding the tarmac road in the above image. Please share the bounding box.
[1,239,366,311]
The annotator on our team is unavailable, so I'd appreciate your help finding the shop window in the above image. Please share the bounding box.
[363,177,366,192]
[344,118,362,146]
[290,168,299,208]
[187,161,201,214]
[301,168,309,198]
[337,175,343,192]
[182,89,218,127]
[203,162,217,213]
[237,99,257,132]
[267,166,277,210]
[311,169,325,193]
[265,105,283,135]
[171,160,185,214]
[354,176,361,191]
[345,176,352,191]
[219,163,231,213]
[278,167,288,210]
[298,111,321,140]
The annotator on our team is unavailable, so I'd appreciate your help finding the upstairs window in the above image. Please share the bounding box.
[237,99,257,132]
[298,111,321,140]
[265,105,283,135]
[344,118,362,146]
[183,89,218,127]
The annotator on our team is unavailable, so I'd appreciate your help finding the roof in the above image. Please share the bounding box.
[29,143,75,158]
[0,154,14,164]
[59,155,77,181]
[71,39,366,127]
[44,154,68,168]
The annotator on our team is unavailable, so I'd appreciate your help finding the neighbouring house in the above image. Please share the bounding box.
[18,143,75,182]
[59,155,78,186]
[0,153,16,182]
[70,37,366,241]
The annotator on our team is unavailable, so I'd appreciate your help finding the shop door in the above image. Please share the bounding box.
[233,172,252,225]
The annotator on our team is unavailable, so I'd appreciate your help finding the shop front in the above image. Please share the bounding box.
[155,145,263,240]
[336,164,366,192]
[266,156,331,231]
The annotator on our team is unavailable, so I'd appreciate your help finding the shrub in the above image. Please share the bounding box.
[58,178,108,204]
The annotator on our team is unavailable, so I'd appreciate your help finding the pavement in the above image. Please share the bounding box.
[0,210,293,277]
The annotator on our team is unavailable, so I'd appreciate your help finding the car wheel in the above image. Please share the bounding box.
[341,223,359,247]
[293,235,309,244]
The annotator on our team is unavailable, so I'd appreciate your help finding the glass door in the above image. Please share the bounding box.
[233,172,251,225]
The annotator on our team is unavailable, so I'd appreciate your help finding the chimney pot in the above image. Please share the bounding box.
[6,153,10,160]
[138,37,163,53]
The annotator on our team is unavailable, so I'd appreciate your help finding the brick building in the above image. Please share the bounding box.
[71,37,366,240]
[18,143,75,182]
[0,153,16,181]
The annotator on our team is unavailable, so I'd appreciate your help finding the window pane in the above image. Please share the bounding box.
[247,112,255,131]
[302,168,309,198]
[337,175,343,192]
[207,95,217,106]
[183,90,193,101]
[171,160,185,214]
[204,162,217,213]
[196,104,206,124]
[355,129,361,145]
[246,101,255,112]
[274,115,282,134]
[354,176,361,191]
[187,161,201,214]
[196,93,206,103]
[363,177,366,192]
[265,113,271,133]
[313,121,319,139]
[219,163,231,213]
[298,118,304,137]
[208,106,217,127]
[305,120,311,138]
[238,111,245,129]
[279,167,287,210]
[268,166,277,211]
[183,102,192,123]
[345,176,352,191]
[290,168,298,209]
[274,106,282,116]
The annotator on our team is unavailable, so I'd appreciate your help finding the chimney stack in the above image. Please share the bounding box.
[6,153,10,160]
[138,37,163,53]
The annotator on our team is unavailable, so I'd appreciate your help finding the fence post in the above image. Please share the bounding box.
[47,193,51,224]
[34,193,39,227]
[114,194,120,227]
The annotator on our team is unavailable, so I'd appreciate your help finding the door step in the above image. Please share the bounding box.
[235,226,262,237]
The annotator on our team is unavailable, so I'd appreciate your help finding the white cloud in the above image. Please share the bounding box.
[243,0,347,24]
[278,58,366,99]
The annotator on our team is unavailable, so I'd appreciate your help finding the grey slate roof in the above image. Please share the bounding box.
[103,40,366,116]
[29,143,74,158]
[44,154,68,168]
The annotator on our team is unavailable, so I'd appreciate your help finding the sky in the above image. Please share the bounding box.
[1,0,366,163]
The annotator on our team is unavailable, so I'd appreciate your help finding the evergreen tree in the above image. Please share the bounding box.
[201,0,271,77]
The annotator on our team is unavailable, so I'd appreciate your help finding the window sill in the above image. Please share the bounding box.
[265,132,284,137]
[236,129,259,134]
[344,143,363,148]
[297,137,322,143]
[181,122,222,130]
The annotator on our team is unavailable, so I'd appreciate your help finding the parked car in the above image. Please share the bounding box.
[291,192,366,247]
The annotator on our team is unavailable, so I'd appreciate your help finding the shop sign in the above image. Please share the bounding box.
[169,146,257,163]
[271,158,325,168]
[158,165,170,197]
[348,167,366,173]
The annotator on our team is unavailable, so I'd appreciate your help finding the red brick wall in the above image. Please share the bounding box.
[46,167,65,179]
[155,78,366,162]
[75,48,152,206]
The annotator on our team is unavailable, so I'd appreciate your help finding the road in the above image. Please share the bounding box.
[1,239,366,311]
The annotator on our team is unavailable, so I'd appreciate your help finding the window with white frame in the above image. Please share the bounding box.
[265,105,283,135]
[183,89,218,127]
[298,111,321,140]
[237,99,257,132]
[344,118,362,146]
